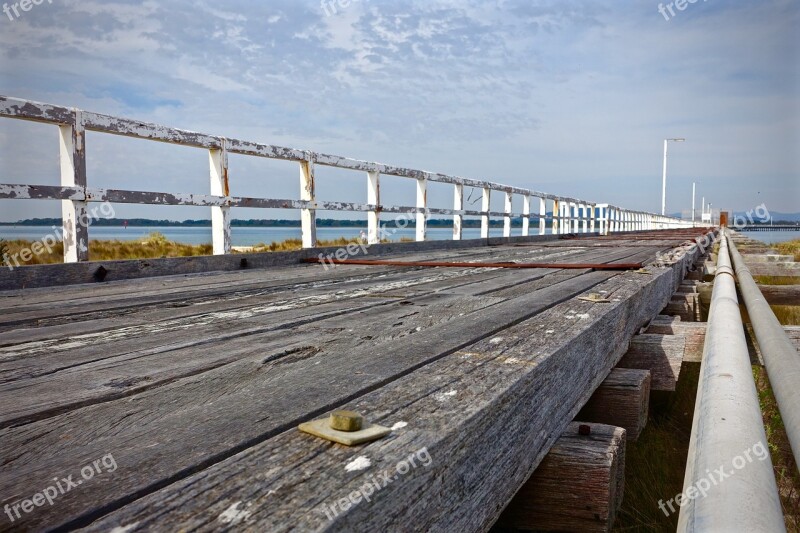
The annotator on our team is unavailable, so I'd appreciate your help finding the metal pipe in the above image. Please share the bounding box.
[728,232,800,467]
[677,229,784,532]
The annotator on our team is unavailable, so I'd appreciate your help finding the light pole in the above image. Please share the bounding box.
[692,182,696,222]
[662,138,686,215]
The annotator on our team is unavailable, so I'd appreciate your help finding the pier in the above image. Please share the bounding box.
[0,98,798,532]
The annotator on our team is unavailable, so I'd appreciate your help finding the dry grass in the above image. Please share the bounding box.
[754,275,800,286]
[773,239,800,262]
[754,367,800,531]
[2,233,212,266]
[613,364,699,532]
[1,233,419,266]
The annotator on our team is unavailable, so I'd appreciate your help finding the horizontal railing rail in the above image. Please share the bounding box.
[0,95,697,263]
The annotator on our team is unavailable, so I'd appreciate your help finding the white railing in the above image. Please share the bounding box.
[0,95,697,263]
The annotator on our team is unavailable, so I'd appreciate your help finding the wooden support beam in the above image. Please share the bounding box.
[664,293,697,321]
[616,334,685,391]
[578,368,651,441]
[496,422,626,532]
[750,284,800,306]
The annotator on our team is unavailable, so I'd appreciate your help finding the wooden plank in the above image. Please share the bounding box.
[753,284,800,306]
[75,246,696,533]
[0,270,622,530]
[0,243,643,332]
[616,334,685,391]
[496,422,626,532]
[664,293,697,321]
[577,368,650,441]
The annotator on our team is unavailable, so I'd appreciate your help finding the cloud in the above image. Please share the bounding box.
[0,0,797,223]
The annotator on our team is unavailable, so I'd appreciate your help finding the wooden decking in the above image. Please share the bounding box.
[0,231,709,532]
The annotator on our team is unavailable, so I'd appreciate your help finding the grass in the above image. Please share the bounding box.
[612,364,699,532]
[773,239,800,262]
[755,367,800,531]
[755,275,800,286]
[249,236,414,253]
[0,233,418,266]
[2,233,212,266]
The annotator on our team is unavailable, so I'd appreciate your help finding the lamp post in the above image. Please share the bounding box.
[692,182,696,223]
[662,138,686,215]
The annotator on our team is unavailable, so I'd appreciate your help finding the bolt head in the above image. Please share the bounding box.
[330,410,363,432]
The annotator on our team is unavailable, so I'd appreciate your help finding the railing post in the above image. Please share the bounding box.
[209,138,231,255]
[503,191,513,237]
[453,183,463,240]
[367,170,380,244]
[538,197,546,235]
[299,155,317,249]
[552,199,559,235]
[481,187,491,238]
[522,195,530,237]
[59,109,89,263]
[572,202,579,233]
[416,177,427,241]
[581,204,588,233]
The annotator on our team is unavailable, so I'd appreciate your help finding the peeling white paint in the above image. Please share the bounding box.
[218,501,251,525]
[345,456,372,472]
[489,337,503,344]
[434,389,458,401]
[390,421,408,431]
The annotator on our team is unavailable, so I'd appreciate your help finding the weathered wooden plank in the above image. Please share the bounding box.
[742,262,800,277]
[77,245,697,533]
[616,334,685,391]
[751,284,800,306]
[0,271,621,530]
[0,292,505,428]
[664,293,697,321]
[496,422,626,532]
[2,260,566,383]
[578,368,650,441]
[0,233,587,293]
[0,242,646,333]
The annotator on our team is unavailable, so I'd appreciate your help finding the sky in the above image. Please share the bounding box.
[0,0,798,222]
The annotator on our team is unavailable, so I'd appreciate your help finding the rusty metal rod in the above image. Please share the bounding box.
[306,258,642,270]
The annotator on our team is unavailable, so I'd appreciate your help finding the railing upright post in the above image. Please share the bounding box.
[552,199,559,235]
[522,194,530,237]
[416,177,427,241]
[480,187,491,238]
[538,197,546,235]
[209,138,231,255]
[453,183,464,240]
[367,170,380,244]
[299,155,317,248]
[59,109,89,263]
[581,204,588,233]
[503,191,513,237]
